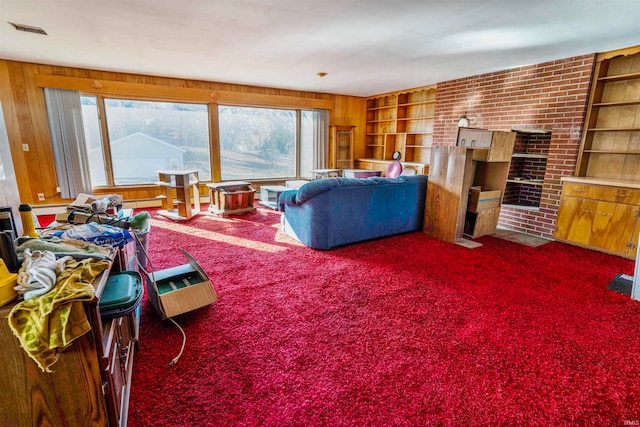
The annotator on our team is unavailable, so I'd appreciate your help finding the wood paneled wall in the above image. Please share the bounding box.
[0,60,366,205]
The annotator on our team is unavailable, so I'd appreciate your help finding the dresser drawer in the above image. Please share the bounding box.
[354,160,373,170]
[562,182,640,205]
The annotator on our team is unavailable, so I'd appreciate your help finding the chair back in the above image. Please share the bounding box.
[386,161,403,178]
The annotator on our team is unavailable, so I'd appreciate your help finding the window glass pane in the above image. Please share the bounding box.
[104,99,210,185]
[219,106,296,180]
[80,96,107,186]
[299,110,314,178]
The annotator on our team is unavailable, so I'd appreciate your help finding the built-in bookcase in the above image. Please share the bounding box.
[364,87,436,166]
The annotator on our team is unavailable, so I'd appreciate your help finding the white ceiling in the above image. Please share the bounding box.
[1,0,640,97]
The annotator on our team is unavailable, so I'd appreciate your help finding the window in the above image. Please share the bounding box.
[80,97,210,186]
[299,110,315,179]
[81,96,107,186]
[218,106,297,180]
[77,96,327,188]
[104,99,210,185]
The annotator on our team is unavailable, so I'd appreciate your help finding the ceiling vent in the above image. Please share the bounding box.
[9,22,47,35]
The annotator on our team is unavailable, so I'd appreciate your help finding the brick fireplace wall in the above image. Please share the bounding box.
[433,54,595,239]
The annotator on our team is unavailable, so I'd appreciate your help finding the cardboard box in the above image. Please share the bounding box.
[468,186,502,212]
[143,249,217,319]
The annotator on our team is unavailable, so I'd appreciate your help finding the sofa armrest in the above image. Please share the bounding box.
[277,190,298,211]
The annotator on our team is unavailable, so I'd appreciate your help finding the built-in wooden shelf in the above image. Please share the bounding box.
[597,71,640,82]
[397,115,435,121]
[506,179,544,186]
[592,100,640,107]
[511,153,549,159]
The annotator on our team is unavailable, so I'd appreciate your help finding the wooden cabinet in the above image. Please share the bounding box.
[0,252,139,426]
[555,177,640,259]
[555,45,640,257]
[354,159,426,176]
[329,125,354,170]
[362,87,436,169]
[102,311,138,426]
[424,128,515,243]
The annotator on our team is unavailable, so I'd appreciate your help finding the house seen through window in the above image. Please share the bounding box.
[81,96,210,186]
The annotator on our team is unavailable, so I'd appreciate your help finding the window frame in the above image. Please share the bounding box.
[82,94,325,188]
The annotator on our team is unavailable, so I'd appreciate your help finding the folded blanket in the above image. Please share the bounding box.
[8,258,110,372]
[15,236,111,260]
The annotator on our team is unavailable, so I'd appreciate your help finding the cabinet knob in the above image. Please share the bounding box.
[470,139,476,145]
[597,212,611,216]
[575,189,585,193]
[618,193,629,198]
[582,209,592,213]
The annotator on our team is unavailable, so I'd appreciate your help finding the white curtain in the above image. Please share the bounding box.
[313,109,329,169]
[44,88,92,198]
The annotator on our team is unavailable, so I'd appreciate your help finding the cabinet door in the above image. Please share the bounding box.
[457,129,492,148]
[590,201,638,254]
[332,126,354,169]
[554,197,597,244]
[629,215,640,259]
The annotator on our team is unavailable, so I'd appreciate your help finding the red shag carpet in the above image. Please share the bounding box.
[119,207,640,426]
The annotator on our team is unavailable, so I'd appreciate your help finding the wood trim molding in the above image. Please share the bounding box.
[33,74,334,110]
[596,45,640,62]
[367,84,438,100]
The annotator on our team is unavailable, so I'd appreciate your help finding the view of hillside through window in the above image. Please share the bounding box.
[218,106,298,180]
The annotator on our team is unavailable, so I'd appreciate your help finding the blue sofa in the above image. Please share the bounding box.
[277,174,428,250]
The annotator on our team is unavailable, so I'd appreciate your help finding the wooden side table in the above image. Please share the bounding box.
[207,181,256,216]
[157,170,200,221]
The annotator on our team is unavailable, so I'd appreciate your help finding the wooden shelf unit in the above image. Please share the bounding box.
[157,170,201,221]
[554,45,640,259]
[576,47,640,181]
[361,87,436,171]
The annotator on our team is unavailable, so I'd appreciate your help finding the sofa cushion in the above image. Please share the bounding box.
[279,175,424,209]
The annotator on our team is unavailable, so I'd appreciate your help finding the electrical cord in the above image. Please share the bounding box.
[132,229,187,367]
[167,317,187,367]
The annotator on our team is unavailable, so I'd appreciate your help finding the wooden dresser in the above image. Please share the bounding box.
[0,249,139,427]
